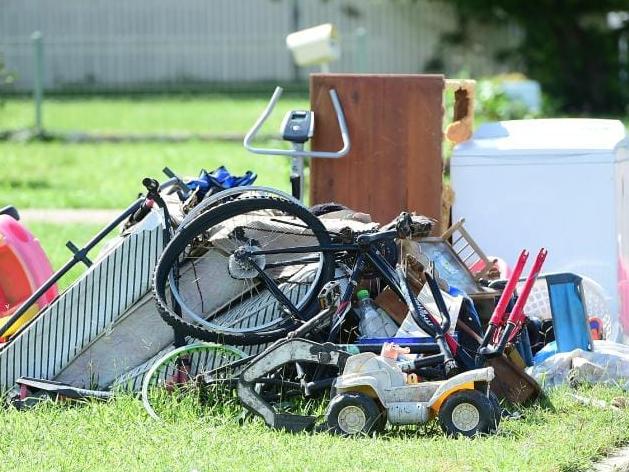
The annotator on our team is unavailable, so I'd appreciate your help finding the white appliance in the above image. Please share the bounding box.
[451,119,629,339]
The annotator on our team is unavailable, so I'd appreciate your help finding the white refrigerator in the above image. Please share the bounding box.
[451,119,629,340]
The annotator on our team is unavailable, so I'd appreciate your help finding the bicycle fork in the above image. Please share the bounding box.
[396,267,460,377]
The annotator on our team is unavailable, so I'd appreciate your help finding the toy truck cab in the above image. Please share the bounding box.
[327,352,498,437]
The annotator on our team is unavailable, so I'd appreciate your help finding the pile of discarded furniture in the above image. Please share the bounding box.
[1,76,628,438]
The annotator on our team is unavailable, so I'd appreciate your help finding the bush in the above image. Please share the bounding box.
[430,0,629,115]
[475,78,538,122]
[445,73,549,129]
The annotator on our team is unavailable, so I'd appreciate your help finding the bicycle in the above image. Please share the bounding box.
[152,201,477,373]
[153,86,479,376]
[144,87,503,428]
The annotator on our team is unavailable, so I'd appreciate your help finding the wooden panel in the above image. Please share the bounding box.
[310,74,444,225]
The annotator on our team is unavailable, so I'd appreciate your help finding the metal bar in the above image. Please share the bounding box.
[31,31,44,133]
[505,248,548,341]
[487,250,529,328]
[249,243,357,256]
[0,198,143,339]
[247,258,300,319]
[243,87,350,159]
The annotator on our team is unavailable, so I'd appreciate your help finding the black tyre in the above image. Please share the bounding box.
[325,393,386,436]
[154,197,335,345]
[488,391,502,431]
[438,389,495,437]
[178,187,299,230]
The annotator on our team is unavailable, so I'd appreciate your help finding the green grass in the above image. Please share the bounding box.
[0,140,293,209]
[0,95,309,134]
[1,386,629,471]
[2,97,629,471]
[27,222,114,291]
[0,95,308,209]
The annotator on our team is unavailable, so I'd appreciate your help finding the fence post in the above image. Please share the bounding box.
[355,27,367,73]
[31,31,44,134]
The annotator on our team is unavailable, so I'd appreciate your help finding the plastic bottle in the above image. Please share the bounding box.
[356,289,399,338]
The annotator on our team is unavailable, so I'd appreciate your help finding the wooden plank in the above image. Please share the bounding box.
[310,74,444,225]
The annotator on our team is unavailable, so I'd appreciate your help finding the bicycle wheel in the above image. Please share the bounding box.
[154,196,335,345]
[141,342,249,421]
[179,186,301,230]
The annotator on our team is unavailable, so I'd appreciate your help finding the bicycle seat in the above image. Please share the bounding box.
[380,213,434,239]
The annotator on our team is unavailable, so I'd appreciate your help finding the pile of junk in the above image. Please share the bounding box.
[2,80,629,438]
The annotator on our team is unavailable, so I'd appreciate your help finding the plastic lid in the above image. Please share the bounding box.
[453,118,626,157]
[356,289,370,300]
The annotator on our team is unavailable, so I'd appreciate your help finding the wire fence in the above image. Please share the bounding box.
[0,0,520,93]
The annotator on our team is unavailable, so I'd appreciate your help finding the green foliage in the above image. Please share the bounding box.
[475,78,539,122]
[430,0,629,115]
[0,52,14,99]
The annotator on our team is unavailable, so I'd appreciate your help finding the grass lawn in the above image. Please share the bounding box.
[0,140,293,209]
[2,96,629,472]
[1,386,628,471]
[0,94,308,209]
[0,95,309,134]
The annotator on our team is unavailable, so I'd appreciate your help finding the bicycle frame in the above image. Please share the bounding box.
[244,229,461,370]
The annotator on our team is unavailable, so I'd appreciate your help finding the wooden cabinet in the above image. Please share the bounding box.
[310,73,444,224]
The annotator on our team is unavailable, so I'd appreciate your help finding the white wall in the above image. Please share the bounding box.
[0,0,519,91]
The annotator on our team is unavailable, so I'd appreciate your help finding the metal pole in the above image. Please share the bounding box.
[620,32,628,87]
[291,0,300,82]
[355,27,367,73]
[0,198,144,339]
[291,143,305,201]
[31,31,44,134]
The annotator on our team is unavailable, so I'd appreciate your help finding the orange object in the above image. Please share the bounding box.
[589,317,604,341]
[380,342,411,361]
[0,215,57,340]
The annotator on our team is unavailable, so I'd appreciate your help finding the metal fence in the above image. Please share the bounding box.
[0,0,520,92]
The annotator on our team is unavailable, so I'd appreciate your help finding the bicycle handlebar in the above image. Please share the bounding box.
[243,86,351,159]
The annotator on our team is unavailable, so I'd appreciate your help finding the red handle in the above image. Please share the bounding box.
[488,250,529,326]
[507,248,548,330]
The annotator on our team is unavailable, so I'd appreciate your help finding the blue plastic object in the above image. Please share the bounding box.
[515,328,534,367]
[533,340,558,364]
[358,335,458,345]
[546,273,592,353]
[448,286,482,327]
[186,166,257,199]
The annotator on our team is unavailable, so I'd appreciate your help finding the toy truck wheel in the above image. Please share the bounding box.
[326,393,385,436]
[489,391,502,430]
[438,389,495,437]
